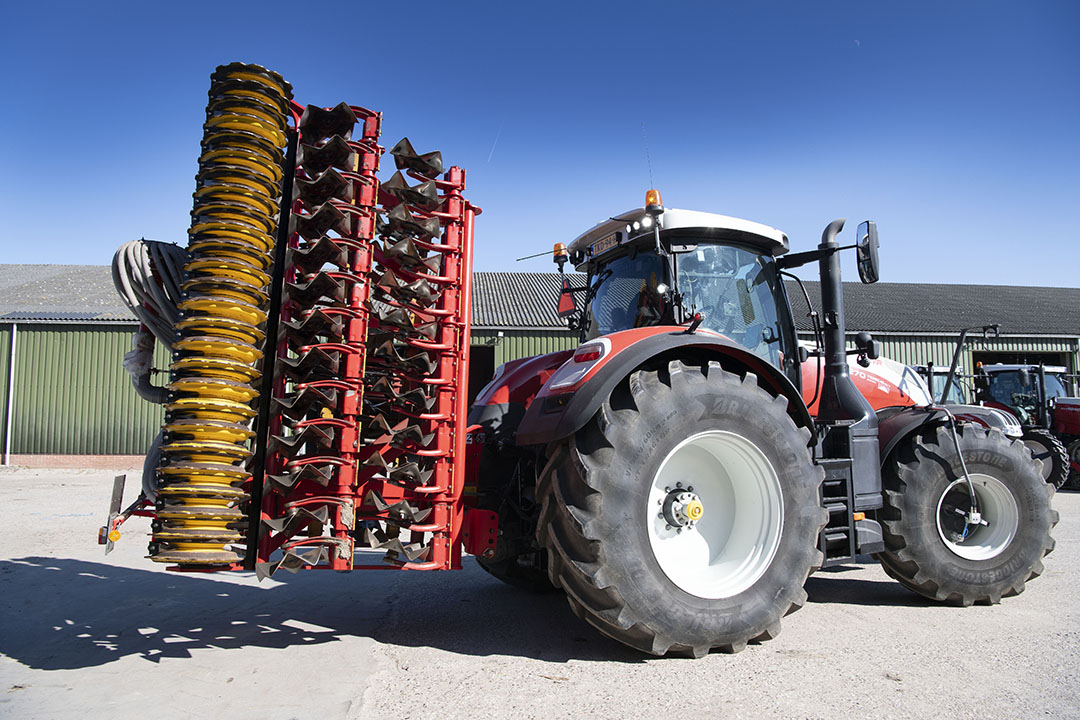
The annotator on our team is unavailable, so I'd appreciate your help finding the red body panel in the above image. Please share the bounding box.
[801,354,933,415]
[473,349,574,408]
[1053,398,1080,436]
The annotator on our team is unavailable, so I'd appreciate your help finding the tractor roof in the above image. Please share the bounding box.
[568,207,789,269]
[982,363,1069,374]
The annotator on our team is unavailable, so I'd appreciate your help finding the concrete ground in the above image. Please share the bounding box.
[1,466,1076,720]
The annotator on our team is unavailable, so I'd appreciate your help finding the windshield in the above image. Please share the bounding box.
[1045,373,1069,400]
[586,252,669,337]
[929,373,966,404]
[676,244,789,367]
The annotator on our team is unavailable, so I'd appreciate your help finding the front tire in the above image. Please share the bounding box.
[876,424,1057,605]
[1022,428,1069,490]
[537,360,825,656]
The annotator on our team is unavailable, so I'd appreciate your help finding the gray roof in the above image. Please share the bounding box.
[0,264,1076,337]
[0,265,133,322]
[787,280,1080,336]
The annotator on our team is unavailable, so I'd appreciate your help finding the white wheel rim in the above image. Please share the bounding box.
[1023,439,1053,481]
[646,430,784,599]
[935,473,1019,561]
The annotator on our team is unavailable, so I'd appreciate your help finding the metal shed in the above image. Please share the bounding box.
[1,264,1077,460]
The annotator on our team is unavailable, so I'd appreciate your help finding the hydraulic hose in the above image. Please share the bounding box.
[147,62,293,566]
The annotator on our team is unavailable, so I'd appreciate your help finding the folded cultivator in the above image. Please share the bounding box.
[112,62,482,577]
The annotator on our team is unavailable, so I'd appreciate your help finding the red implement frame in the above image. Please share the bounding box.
[252,102,479,575]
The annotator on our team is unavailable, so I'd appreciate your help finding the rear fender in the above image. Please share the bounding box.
[514,327,813,447]
[466,349,574,441]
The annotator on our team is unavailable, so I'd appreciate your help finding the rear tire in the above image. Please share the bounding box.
[537,360,825,656]
[876,424,1057,605]
[1022,428,1069,490]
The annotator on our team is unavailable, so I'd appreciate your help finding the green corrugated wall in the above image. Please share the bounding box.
[871,334,1079,375]
[6,324,167,455]
[471,328,578,365]
[2,323,1077,456]
[0,325,12,449]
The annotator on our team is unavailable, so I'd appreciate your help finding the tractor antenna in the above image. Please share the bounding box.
[641,121,654,188]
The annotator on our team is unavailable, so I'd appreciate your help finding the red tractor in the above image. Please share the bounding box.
[467,191,1056,655]
[973,363,1080,489]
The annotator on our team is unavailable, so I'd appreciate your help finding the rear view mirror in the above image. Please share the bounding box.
[1018,367,1032,388]
[856,221,880,284]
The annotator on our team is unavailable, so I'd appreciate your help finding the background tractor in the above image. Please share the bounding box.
[104,62,1057,659]
[973,363,1080,489]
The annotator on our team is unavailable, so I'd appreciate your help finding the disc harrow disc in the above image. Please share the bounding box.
[379,204,441,241]
[298,135,358,174]
[287,235,350,272]
[382,170,441,210]
[298,102,358,142]
[294,167,353,207]
[390,137,443,177]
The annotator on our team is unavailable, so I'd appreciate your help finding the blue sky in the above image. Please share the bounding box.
[1,1,1076,287]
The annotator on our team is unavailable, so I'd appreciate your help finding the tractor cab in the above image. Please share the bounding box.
[975,363,1072,426]
[557,191,800,378]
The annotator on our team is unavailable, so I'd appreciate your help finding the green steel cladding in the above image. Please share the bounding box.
[2,324,168,455]
[1,323,1077,456]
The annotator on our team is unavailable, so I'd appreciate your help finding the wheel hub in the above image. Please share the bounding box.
[661,486,703,531]
[935,473,1018,560]
[646,430,784,600]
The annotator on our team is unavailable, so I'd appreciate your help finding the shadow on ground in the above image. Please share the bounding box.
[1,554,938,671]
[805,558,933,607]
[0,556,640,670]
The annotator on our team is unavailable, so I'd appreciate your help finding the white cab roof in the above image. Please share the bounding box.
[568,207,790,266]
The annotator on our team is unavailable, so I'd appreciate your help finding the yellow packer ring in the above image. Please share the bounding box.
[174,335,262,365]
[149,549,244,565]
[179,296,268,326]
[204,114,287,149]
[176,317,266,346]
[151,529,243,542]
[168,376,261,404]
[207,99,288,130]
[212,63,292,99]
[201,130,284,167]
[186,241,272,271]
[193,185,277,217]
[182,277,269,306]
[198,148,284,184]
[218,83,290,112]
[189,222,275,254]
[191,204,275,234]
[183,257,271,288]
[197,169,280,200]
[157,485,249,501]
[165,419,254,446]
[162,439,252,463]
[166,397,256,424]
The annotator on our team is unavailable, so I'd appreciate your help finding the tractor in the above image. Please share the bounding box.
[973,363,1080,489]
[103,63,1057,659]
[467,191,1056,654]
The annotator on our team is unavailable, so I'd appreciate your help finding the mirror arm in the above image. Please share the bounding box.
[776,247,834,270]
